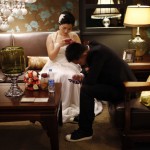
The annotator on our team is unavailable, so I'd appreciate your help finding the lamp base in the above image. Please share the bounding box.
[5,73,24,97]
[102,17,110,27]
[128,35,147,61]
[135,56,143,62]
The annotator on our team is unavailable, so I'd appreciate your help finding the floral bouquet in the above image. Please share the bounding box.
[24,70,40,90]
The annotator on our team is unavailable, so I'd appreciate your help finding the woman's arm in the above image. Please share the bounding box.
[46,32,81,61]
[71,32,81,43]
[46,34,66,61]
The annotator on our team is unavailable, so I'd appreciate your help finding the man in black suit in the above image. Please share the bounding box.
[65,41,136,142]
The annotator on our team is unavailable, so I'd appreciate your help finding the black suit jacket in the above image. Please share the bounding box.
[82,43,137,89]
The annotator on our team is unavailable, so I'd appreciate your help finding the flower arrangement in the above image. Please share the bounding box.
[24,70,40,90]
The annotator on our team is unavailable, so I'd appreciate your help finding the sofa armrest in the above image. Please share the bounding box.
[124,82,150,92]
[123,81,150,132]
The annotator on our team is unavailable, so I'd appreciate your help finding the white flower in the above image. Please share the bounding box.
[25,73,29,78]
[33,71,37,77]
[58,14,65,23]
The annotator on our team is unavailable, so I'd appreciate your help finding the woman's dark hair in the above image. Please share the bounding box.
[65,43,87,62]
[58,11,75,26]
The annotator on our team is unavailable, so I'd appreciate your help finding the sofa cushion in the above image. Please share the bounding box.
[27,56,49,70]
[13,32,49,58]
[139,75,150,107]
[0,33,13,69]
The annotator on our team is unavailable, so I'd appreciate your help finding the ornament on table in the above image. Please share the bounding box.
[24,70,40,90]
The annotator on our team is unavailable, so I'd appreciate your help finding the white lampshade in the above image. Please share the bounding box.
[91,0,121,19]
[124,5,150,27]
[91,0,121,27]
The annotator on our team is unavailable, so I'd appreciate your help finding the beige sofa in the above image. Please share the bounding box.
[0,32,51,82]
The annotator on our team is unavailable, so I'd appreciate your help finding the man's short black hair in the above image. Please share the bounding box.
[65,43,87,62]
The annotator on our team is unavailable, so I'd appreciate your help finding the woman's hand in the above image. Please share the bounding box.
[56,41,66,48]
[71,73,84,84]
[68,73,84,84]
[72,73,84,81]
[64,38,74,44]
[56,38,73,48]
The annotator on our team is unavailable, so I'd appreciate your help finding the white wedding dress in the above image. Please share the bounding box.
[40,32,103,123]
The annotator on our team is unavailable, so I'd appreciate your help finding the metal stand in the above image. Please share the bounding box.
[5,73,24,97]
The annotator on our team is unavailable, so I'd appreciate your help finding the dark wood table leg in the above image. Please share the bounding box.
[43,116,59,150]
[58,101,63,126]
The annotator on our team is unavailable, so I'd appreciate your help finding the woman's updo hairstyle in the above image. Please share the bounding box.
[58,11,75,26]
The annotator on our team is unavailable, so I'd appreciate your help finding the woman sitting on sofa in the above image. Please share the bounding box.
[40,11,102,123]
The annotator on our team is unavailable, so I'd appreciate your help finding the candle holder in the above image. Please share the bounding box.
[5,73,24,97]
[0,46,26,97]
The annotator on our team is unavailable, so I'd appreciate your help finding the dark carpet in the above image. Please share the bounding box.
[0,103,149,150]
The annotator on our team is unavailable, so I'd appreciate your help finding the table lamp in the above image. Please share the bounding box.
[91,0,121,27]
[124,4,150,61]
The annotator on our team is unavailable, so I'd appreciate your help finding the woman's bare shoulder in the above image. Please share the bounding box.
[47,32,58,42]
[47,32,57,38]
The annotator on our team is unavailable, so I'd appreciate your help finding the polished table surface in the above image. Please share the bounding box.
[128,62,150,70]
[0,83,61,108]
[0,82,62,150]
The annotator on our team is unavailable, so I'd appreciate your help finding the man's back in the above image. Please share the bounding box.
[84,43,137,87]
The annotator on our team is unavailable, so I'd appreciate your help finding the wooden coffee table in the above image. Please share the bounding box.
[0,83,62,150]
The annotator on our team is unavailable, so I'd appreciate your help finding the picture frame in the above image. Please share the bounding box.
[123,49,136,63]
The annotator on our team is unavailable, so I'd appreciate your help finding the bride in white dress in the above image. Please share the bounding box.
[40,11,103,123]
